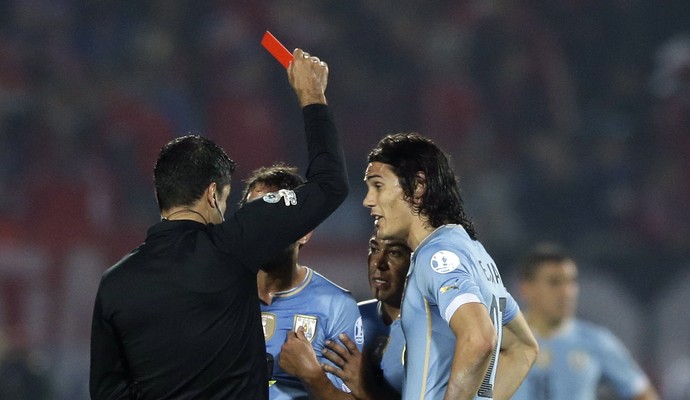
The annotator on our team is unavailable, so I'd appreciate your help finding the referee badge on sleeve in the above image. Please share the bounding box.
[263,189,297,206]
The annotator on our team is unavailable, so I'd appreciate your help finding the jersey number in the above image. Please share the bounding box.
[477,295,506,398]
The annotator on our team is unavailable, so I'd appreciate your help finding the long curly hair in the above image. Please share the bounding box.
[367,132,477,240]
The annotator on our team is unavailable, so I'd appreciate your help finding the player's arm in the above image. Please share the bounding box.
[597,327,659,400]
[492,311,538,400]
[322,334,401,400]
[89,291,133,400]
[444,302,497,400]
[279,328,355,400]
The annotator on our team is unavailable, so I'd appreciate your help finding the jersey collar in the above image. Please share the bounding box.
[271,267,313,298]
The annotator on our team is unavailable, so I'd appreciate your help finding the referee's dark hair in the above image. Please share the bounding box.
[154,134,235,211]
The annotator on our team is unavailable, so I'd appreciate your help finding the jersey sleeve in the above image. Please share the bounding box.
[413,245,483,323]
[595,327,650,398]
[89,287,134,400]
[216,104,349,272]
[501,292,519,325]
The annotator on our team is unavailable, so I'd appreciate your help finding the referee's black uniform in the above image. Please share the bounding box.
[90,104,348,399]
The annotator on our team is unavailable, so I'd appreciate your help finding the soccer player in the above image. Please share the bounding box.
[239,164,363,399]
[511,243,659,400]
[362,132,538,400]
[89,49,348,399]
[352,234,410,396]
[278,233,409,400]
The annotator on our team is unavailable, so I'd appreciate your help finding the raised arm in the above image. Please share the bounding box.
[289,48,348,211]
[227,49,348,269]
[493,311,538,400]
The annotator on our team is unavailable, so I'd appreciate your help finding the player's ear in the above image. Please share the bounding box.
[298,231,313,247]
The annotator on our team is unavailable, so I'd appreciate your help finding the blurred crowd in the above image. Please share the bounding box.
[0,1,689,399]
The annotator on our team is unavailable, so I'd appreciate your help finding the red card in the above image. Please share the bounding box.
[261,31,293,69]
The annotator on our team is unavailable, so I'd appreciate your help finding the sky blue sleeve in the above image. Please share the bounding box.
[596,327,649,397]
[502,291,520,325]
[414,245,483,320]
[322,293,363,391]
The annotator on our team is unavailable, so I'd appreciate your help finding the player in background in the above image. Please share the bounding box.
[511,243,659,400]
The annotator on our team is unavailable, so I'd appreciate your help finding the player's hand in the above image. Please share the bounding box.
[279,327,322,381]
[288,48,328,107]
[322,333,366,398]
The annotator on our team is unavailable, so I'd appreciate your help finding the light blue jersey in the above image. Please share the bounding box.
[358,299,405,393]
[401,225,519,400]
[262,267,363,400]
[512,319,650,400]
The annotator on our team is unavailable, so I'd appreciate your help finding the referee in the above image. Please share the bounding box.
[89,49,348,399]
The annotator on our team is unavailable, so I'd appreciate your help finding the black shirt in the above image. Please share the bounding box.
[90,104,348,399]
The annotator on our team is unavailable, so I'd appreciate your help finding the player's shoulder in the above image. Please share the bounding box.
[418,225,472,256]
[310,268,353,296]
[571,319,618,342]
[569,319,633,360]
[414,227,473,274]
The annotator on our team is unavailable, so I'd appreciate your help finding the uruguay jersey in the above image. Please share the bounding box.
[401,225,519,400]
[511,319,650,400]
[358,299,405,393]
[262,267,363,400]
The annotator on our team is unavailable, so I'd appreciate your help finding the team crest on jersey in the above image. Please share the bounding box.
[354,317,364,345]
[262,313,276,340]
[430,250,460,274]
[293,314,318,342]
[263,189,297,206]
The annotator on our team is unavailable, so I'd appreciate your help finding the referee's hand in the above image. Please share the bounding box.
[288,48,328,107]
